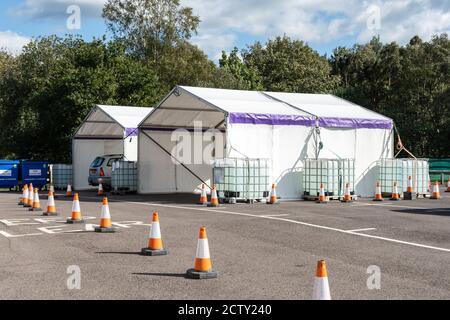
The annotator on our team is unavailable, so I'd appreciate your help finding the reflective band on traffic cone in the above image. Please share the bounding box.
[66,184,73,197]
[445,178,450,193]
[66,193,84,224]
[98,183,104,196]
[341,182,353,202]
[95,197,115,232]
[197,184,208,205]
[141,211,168,256]
[373,181,383,201]
[407,176,413,193]
[43,191,58,216]
[430,182,441,200]
[29,188,42,211]
[208,186,219,207]
[25,183,34,207]
[390,182,400,201]
[18,184,28,206]
[186,227,218,279]
[267,183,278,204]
[317,183,328,203]
[312,260,331,300]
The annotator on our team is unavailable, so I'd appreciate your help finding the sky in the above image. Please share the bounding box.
[0,0,449,60]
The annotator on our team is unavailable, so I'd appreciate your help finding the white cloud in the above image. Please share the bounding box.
[190,33,236,61]
[0,31,31,55]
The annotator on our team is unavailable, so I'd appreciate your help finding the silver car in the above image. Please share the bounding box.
[88,154,123,189]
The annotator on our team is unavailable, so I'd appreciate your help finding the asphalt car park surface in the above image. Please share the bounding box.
[0,189,449,300]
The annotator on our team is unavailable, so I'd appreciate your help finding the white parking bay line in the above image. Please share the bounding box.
[260,214,290,218]
[346,228,377,233]
[86,197,450,253]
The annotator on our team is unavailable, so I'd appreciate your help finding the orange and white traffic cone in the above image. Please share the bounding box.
[18,184,28,206]
[407,176,414,193]
[94,197,115,232]
[66,193,84,224]
[317,183,328,203]
[29,188,42,212]
[445,178,450,193]
[208,185,220,207]
[24,183,34,208]
[267,183,279,204]
[98,182,104,196]
[65,184,73,197]
[312,260,331,300]
[197,184,208,205]
[430,182,441,200]
[43,191,58,216]
[373,181,383,201]
[141,211,168,256]
[390,182,400,201]
[186,227,217,279]
[341,182,353,203]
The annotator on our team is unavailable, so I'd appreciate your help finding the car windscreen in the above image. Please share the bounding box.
[90,157,105,168]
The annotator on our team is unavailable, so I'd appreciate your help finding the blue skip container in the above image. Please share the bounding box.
[20,161,49,189]
[0,160,20,189]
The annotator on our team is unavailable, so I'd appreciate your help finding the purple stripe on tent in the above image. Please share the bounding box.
[319,117,393,129]
[125,128,139,137]
[229,112,393,129]
[228,113,315,126]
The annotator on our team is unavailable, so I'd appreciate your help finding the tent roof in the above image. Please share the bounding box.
[139,86,393,130]
[74,105,153,138]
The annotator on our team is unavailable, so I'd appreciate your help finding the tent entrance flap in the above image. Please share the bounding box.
[140,130,211,189]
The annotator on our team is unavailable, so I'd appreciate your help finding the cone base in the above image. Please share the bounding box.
[94,227,115,233]
[340,199,353,203]
[29,208,42,211]
[373,198,383,201]
[43,212,58,216]
[390,198,401,201]
[23,204,31,208]
[186,268,217,279]
[316,201,328,204]
[140,248,168,256]
[207,203,221,207]
[266,201,280,205]
[197,202,208,206]
[18,202,24,206]
[445,190,450,193]
[66,219,85,224]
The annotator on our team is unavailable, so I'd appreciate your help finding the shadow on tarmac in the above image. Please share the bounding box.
[391,208,450,217]
[132,272,188,279]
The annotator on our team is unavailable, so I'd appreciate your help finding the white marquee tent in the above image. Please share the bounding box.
[73,105,153,190]
[138,86,393,198]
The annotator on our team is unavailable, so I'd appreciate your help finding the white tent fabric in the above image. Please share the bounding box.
[138,86,393,197]
[73,105,153,190]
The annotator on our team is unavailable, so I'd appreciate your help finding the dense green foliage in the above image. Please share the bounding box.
[0,0,448,162]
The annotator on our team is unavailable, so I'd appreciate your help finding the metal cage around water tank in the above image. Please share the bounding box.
[303,158,355,199]
[213,158,271,203]
[111,160,138,194]
[50,164,73,190]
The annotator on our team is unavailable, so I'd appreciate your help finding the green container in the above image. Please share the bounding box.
[303,159,355,197]
[213,158,270,201]
[429,158,450,183]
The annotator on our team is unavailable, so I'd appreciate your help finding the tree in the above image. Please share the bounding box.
[242,36,340,93]
[0,36,161,162]
[216,48,263,90]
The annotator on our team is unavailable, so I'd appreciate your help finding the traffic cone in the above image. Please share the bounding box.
[312,260,331,300]
[94,197,115,233]
[373,181,383,201]
[18,184,28,206]
[267,183,279,204]
[66,193,85,224]
[407,176,414,193]
[141,211,168,256]
[186,227,217,279]
[208,185,220,207]
[445,178,450,193]
[317,183,328,203]
[29,188,42,212]
[390,182,400,201]
[43,191,58,216]
[197,184,208,205]
[25,183,34,208]
[341,182,353,202]
[430,182,441,200]
[98,182,104,196]
[65,184,73,197]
